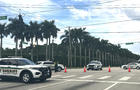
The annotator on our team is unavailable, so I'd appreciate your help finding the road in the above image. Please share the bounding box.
[0,67,140,90]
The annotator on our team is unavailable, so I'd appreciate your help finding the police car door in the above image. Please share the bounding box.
[0,59,10,76]
[8,59,18,76]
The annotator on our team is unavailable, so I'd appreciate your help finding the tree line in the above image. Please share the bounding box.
[0,15,139,67]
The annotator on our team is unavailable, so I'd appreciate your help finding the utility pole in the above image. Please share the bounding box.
[68,27,72,67]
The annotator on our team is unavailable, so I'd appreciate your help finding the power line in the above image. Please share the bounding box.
[0,5,140,9]
[68,18,140,28]
[89,31,140,34]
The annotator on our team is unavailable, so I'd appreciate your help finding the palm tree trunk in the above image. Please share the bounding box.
[37,40,39,61]
[0,34,2,58]
[80,43,82,67]
[85,48,87,66]
[51,39,54,60]
[46,39,48,61]
[74,46,76,67]
[20,41,23,57]
[48,37,51,59]
[31,38,33,61]
[68,46,70,67]
[15,38,18,56]
[89,48,91,62]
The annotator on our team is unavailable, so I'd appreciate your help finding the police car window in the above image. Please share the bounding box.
[44,62,54,64]
[0,60,7,65]
[18,59,35,65]
[10,59,18,65]
[0,60,11,65]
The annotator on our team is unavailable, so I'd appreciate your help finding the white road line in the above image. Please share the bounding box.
[98,76,111,79]
[79,75,93,79]
[104,82,118,90]
[52,75,62,78]
[119,76,131,81]
[52,78,140,85]
[62,75,76,78]
[28,80,69,90]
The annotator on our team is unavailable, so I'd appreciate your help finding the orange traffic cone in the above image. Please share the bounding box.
[128,66,131,72]
[64,66,67,73]
[84,66,86,72]
[108,65,111,72]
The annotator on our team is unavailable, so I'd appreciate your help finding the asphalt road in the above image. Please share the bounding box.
[0,67,140,90]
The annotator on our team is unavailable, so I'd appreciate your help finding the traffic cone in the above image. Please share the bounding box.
[64,66,67,73]
[84,66,86,72]
[128,66,131,72]
[108,65,111,72]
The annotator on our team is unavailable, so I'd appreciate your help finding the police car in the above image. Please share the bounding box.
[87,60,102,70]
[0,58,52,83]
[37,61,64,72]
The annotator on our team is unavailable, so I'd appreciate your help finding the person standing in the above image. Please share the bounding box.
[55,61,58,72]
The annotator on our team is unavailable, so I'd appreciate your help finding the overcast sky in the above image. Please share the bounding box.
[0,0,140,55]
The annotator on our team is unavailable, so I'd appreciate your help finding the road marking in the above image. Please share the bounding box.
[98,76,111,79]
[52,75,62,78]
[62,75,76,78]
[119,76,131,81]
[53,78,140,85]
[29,80,69,90]
[79,75,93,79]
[104,82,118,90]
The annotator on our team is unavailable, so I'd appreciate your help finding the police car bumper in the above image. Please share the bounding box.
[32,70,42,78]
[32,68,49,79]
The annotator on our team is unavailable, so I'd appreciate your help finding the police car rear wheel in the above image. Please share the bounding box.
[21,72,32,83]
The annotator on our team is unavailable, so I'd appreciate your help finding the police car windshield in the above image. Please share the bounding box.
[18,59,35,65]
[90,61,100,64]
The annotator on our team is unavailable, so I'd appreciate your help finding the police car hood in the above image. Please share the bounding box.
[22,65,48,68]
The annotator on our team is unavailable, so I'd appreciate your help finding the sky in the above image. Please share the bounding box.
[0,0,140,55]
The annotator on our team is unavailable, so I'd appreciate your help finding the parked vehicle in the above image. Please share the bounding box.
[121,62,140,70]
[0,58,52,83]
[87,60,102,70]
[37,61,64,72]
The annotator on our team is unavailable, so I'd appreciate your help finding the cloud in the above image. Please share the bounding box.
[68,6,92,19]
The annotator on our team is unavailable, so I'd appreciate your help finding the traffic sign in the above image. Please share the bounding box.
[0,16,7,20]
[125,42,134,45]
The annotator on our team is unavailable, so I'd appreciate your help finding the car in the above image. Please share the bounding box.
[87,60,102,70]
[0,58,52,83]
[37,61,64,72]
[121,62,140,70]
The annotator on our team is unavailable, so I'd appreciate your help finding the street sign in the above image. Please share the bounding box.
[0,16,7,20]
[125,42,134,45]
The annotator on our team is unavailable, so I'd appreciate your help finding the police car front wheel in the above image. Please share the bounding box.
[21,72,32,83]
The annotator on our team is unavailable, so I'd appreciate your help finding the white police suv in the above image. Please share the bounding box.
[37,61,64,72]
[0,58,52,83]
[87,60,102,70]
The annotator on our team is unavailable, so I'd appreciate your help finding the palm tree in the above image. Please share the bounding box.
[41,20,59,61]
[61,28,89,67]
[70,28,89,67]
[25,21,40,61]
[0,23,6,58]
[7,14,25,56]
[31,21,42,61]
[60,30,70,66]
